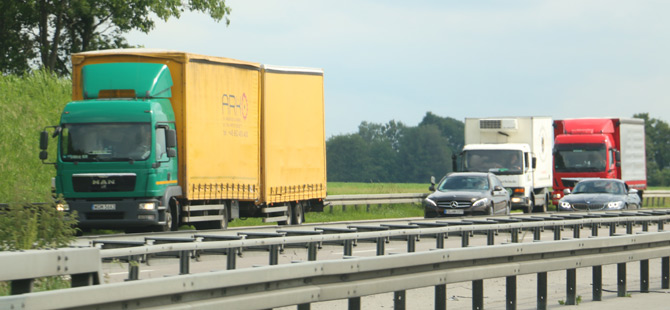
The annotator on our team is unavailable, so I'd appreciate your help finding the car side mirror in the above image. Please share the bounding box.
[493,186,504,192]
[563,188,572,195]
[628,188,638,195]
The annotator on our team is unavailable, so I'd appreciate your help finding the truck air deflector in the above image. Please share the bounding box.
[82,63,173,99]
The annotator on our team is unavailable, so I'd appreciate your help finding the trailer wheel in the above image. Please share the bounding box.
[278,203,293,226]
[292,202,304,225]
[209,203,229,230]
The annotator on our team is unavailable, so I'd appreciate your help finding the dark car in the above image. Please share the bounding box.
[557,179,641,212]
[424,172,511,218]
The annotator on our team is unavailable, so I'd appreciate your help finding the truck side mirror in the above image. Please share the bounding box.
[167,149,176,158]
[40,131,49,150]
[166,129,177,148]
[532,157,537,169]
[615,150,621,161]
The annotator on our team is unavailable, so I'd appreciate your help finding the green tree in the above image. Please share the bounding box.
[0,1,36,74]
[398,125,452,183]
[635,113,670,186]
[1,0,232,74]
[418,112,464,154]
[326,134,372,182]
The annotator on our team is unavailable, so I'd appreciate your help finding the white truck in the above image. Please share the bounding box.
[458,117,553,213]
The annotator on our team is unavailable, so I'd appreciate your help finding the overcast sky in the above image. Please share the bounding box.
[126,1,670,137]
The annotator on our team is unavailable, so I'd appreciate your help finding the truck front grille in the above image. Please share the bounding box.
[72,173,136,192]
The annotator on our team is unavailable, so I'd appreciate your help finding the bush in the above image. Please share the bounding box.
[0,202,78,251]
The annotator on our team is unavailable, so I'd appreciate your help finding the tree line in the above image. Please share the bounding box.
[327,112,670,186]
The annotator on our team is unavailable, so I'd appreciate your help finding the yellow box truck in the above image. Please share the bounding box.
[39,49,326,231]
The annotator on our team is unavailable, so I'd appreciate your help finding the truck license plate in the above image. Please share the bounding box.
[445,209,464,215]
[92,204,116,211]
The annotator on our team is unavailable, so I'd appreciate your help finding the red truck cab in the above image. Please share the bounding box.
[552,118,646,205]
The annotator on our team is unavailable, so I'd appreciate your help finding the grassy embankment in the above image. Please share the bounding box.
[0,71,70,203]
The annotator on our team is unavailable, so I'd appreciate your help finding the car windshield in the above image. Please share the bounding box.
[60,123,151,162]
[463,150,523,175]
[554,143,607,172]
[438,175,489,191]
[572,181,625,195]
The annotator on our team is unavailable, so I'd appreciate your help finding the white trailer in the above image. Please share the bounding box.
[461,117,553,213]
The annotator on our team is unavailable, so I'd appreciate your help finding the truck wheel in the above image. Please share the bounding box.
[292,202,304,225]
[533,194,548,213]
[157,198,179,232]
[524,197,534,214]
[278,203,293,226]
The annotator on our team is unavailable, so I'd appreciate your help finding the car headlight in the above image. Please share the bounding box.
[559,201,572,210]
[472,198,489,208]
[139,202,156,210]
[424,198,437,207]
[606,201,625,210]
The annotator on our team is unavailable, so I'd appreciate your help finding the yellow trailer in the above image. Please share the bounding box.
[59,49,325,230]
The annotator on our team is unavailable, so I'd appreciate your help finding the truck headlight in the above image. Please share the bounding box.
[424,198,437,207]
[472,198,489,208]
[139,202,156,210]
[56,203,69,211]
[606,201,625,210]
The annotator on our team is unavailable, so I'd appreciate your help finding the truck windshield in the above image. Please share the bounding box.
[554,143,606,172]
[60,123,151,162]
[463,150,523,175]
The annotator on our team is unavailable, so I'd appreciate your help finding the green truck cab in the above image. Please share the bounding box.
[40,62,181,231]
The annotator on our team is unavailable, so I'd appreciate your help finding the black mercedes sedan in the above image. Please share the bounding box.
[557,179,641,212]
[424,172,511,218]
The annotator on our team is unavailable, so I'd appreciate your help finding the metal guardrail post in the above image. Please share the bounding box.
[506,276,516,310]
[487,230,496,245]
[435,284,446,310]
[376,237,385,256]
[473,279,484,310]
[344,240,354,257]
[553,226,562,240]
[572,224,581,239]
[617,263,627,297]
[641,259,649,293]
[663,257,670,289]
[227,248,237,270]
[127,255,139,281]
[461,232,470,247]
[436,233,445,249]
[307,242,318,261]
[179,251,190,275]
[593,266,602,301]
[394,290,405,310]
[269,245,279,265]
[348,297,361,310]
[566,268,577,305]
[537,272,547,310]
[591,223,600,236]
